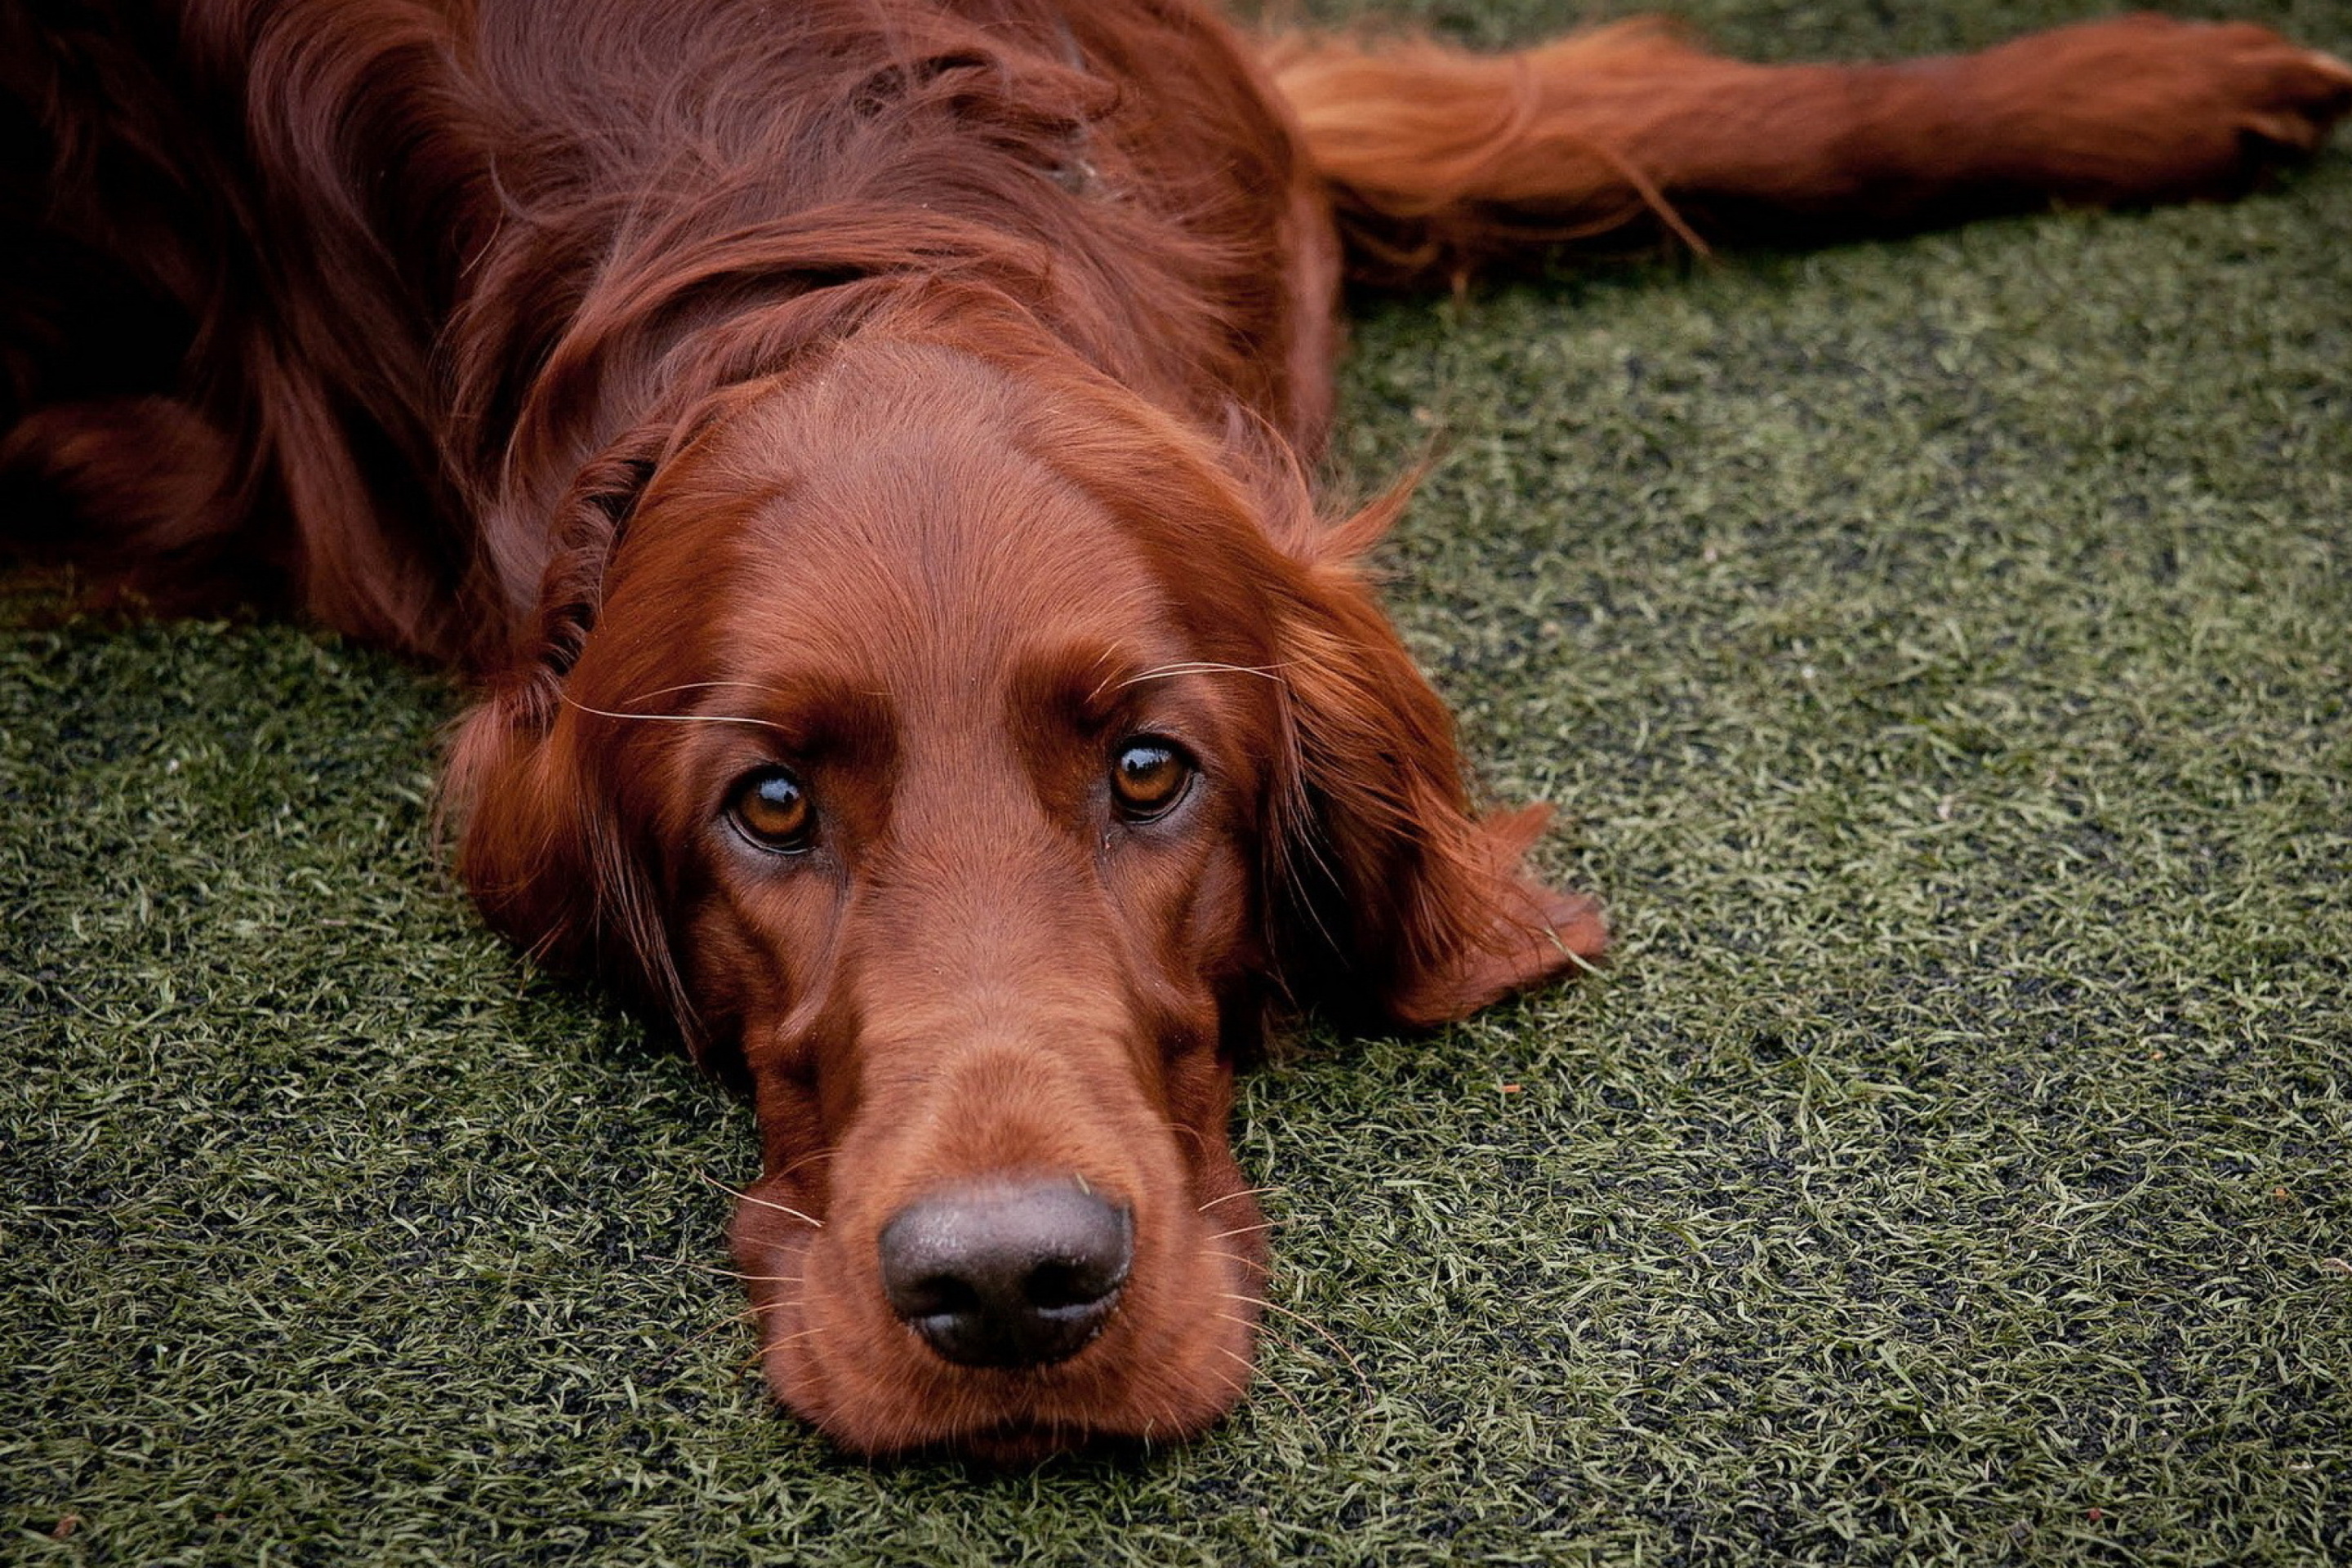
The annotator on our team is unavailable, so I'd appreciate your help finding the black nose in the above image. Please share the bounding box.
[877,1181,1133,1368]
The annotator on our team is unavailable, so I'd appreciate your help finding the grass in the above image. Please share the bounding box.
[5,1,2350,1561]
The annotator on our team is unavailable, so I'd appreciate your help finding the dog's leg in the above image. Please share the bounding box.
[1264,15,2352,285]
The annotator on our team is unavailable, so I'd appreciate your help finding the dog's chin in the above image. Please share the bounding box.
[728,1181,1270,1460]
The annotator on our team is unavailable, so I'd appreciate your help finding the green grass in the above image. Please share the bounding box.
[6,2,2351,1562]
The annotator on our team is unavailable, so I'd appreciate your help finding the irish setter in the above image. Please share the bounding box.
[5,0,2345,1459]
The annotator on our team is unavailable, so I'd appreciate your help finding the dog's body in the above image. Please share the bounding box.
[5,0,2345,1459]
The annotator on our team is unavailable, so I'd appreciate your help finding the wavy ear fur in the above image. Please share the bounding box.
[439,422,697,1041]
[1265,487,1605,1029]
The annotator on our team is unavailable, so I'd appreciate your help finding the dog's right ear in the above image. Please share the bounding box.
[440,432,684,1020]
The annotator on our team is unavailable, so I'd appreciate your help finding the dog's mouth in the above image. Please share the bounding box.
[728,1169,1268,1458]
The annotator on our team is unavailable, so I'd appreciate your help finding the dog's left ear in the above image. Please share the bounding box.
[1264,500,1606,1029]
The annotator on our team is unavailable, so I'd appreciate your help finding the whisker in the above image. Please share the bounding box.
[702,1299,808,1360]
[1162,1120,1210,1159]
[765,1325,826,1348]
[676,1260,806,1284]
[620,679,798,703]
[1203,1245,1258,1282]
[766,1147,840,1186]
[1152,1401,1195,1457]
[1157,1401,1186,1450]
[1199,1186,1281,1213]
[1216,1308,1315,1368]
[559,693,794,734]
[1210,1343,1312,1426]
[673,1296,807,1359]
[1205,1356,1250,1406]
[1208,1342,1258,1383]
[1205,1221,1274,1242]
[1223,1294,1370,1393]
[700,1170,824,1227]
[1087,660,1295,704]
[1115,661,1292,689]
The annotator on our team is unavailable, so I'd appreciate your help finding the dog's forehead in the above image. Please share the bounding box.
[589,341,1282,749]
[731,421,1172,695]
[590,360,1204,735]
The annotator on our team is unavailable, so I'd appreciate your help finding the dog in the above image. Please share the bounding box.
[4,0,2345,1459]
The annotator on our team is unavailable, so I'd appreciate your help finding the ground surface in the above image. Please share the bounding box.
[4,1,2349,1562]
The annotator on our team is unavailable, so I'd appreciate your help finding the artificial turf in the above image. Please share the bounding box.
[4,0,2350,1561]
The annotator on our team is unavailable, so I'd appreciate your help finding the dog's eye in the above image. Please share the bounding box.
[728,766,814,852]
[1110,739,1192,820]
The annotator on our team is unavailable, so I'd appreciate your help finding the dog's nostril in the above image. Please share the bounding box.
[894,1272,983,1321]
[877,1181,1133,1369]
[1024,1259,1107,1312]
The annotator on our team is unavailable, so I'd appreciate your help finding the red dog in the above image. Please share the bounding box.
[5,0,2345,1459]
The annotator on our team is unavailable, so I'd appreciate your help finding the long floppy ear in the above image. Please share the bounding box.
[439,428,694,1037]
[1266,495,1606,1030]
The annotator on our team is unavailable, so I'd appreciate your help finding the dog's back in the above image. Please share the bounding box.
[10,1,2349,670]
[1,0,1337,662]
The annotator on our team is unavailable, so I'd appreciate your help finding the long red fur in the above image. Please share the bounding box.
[5,0,2345,1459]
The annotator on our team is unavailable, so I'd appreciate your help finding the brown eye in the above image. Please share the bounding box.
[728,766,813,852]
[1111,739,1192,820]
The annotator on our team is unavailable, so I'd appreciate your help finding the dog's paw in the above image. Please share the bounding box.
[2175,20,2352,158]
[1969,14,2352,204]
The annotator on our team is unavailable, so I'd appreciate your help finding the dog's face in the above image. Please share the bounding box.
[448,333,1601,1458]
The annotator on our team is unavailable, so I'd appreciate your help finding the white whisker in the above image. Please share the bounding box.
[622,679,797,702]
[699,1170,824,1227]
[679,1261,806,1285]
[1223,1291,1369,1390]
[1115,661,1292,689]
[561,693,795,733]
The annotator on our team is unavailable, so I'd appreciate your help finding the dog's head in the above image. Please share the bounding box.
[446,325,1601,1459]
